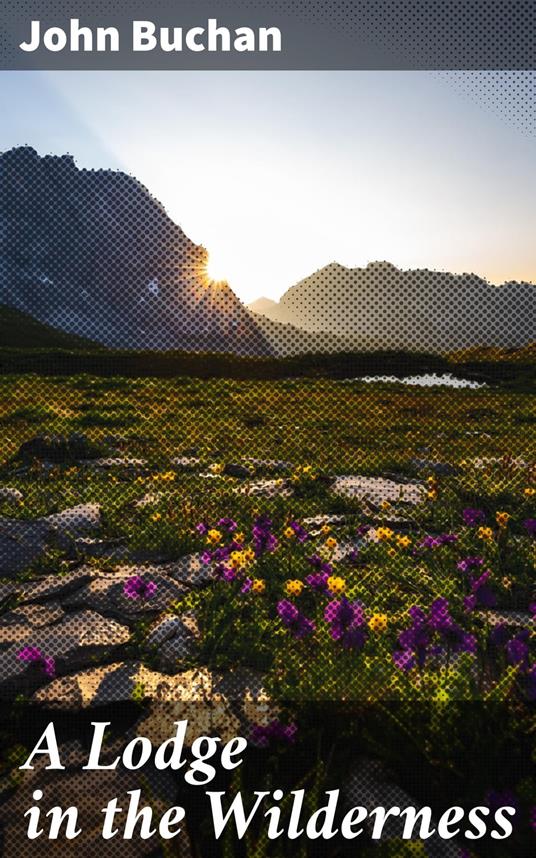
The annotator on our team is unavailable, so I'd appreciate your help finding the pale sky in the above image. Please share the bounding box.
[1,70,535,303]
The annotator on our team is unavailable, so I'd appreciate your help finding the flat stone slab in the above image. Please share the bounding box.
[0,487,24,503]
[89,457,147,469]
[0,601,64,629]
[0,610,130,695]
[44,502,101,534]
[18,568,93,603]
[236,479,293,498]
[331,475,424,505]
[62,572,189,619]
[476,609,533,629]
[171,456,201,470]
[0,504,101,577]
[32,662,214,708]
[242,458,293,474]
[0,517,49,576]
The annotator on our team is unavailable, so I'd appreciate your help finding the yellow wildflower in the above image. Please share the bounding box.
[523,487,535,497]
[207,528,222,544]
[284,526,295,539]
[327,575,346,595]
[243,548,256,564]
[478,526,494,541]
[230,551,246,569]
[285,579,304,597]
[321,524,331,535]
[396,534,411,549]
[495,511,511,528]
[151,512,162,522]
[235,532,245,543]
[380,500,391,510]
[325,536,338,550]
[252,579,265,594]
[376,527,394,541]
[368,613,388,633]
[209,463,224,474]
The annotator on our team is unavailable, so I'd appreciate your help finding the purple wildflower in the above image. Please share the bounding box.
[123,575,157,600]
[305,571,329,591]
[195,522,208,536]
[252,515,278,557]
[457,555,484,574]
[250,720,298,747]
[506,630,530,668]
[288,520,309,543]
[418,533,458,550]
[220,566,237,583]
[17,646,56,678]
[523,518,536,537]
[463,570,496,612]
[394,598,476,670]
[217,517,238,533]
[324,598,367,651]
[241,577,252,594]
[462,508,487,527]
[277,600,315,639]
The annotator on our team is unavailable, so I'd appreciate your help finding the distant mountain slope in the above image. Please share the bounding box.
[250,311,346,356]
[0,147,271,356]
[0,305,100,349]
[252,261,536,353]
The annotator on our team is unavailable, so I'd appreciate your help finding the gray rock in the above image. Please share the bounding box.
[146,614,193,647]
[62,572,188,619]
[303,514,347,528]
[171,456,201,471]
[32,662,213,708]
[243,458,292,474]
[237,479,293,498]
[0,601,64,628]
[0,516,49,576]
[18,568,93,604]
[0,610,130,695]
[331,475,424,505]
[89,456,147,469]
[224,462,252,478]
[133,491,163,508]
[0,486,23,503]
[477,609,533,629]
[344,758,465,857]
[15,433,100,463]
[45,502,101,534]
[74,536,128,560]
[0,504,101,577]
[158,634,195,672]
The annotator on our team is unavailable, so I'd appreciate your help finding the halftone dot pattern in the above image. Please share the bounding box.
[0,142,534,855]
[438,71,536,138]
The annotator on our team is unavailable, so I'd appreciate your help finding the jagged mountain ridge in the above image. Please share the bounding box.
[251,261,536,353]
[0,147,271,355]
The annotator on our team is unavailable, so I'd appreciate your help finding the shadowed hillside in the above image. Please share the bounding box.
[0,147,271,356]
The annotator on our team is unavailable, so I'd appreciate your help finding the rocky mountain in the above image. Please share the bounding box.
[250,261,536,353]
[0,147,271,355]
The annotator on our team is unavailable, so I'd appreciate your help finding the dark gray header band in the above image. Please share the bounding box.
[1,1,535,70]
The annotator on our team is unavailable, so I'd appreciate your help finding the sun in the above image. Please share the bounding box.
[205,255,228,284]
